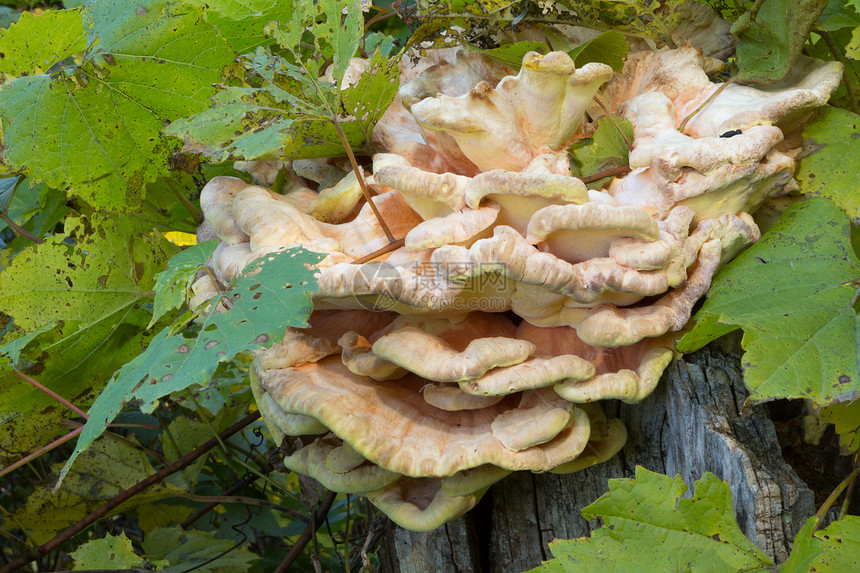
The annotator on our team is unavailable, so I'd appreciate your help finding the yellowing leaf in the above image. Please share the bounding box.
[163,231,198,246]
[70,533,149,571]
[0,8,86,78]
[11,438,183,545]
[797,108,860,222]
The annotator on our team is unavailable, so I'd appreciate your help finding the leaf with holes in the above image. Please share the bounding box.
[678,198,860,407]
[0,8,86,78]
[782,516,860,572]
[59,247,322,484]
[526,467,773,572]
[0,215,176,461]
[0,0,234,212]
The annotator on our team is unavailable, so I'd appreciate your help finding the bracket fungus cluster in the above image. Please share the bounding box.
[192,43,842,530]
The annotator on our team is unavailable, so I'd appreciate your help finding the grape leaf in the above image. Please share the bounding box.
[10,438,184,544]
[165,48,400,160]
[0,215,176,460]
[732,0,829,83]
[797,107,860,222]
[527,467,773,572]
[678,198,860,406]
[142,526,259,572]
[0,215,176,332]
[569,115,632,185]
[70,533,152,570]
[59,247,322,484]
[0,0,234,212]
[149,241,219,328]
[0,8,86,78]
[782,516,860,572]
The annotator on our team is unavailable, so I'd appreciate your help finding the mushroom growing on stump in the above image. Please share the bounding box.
[194,47,842,530]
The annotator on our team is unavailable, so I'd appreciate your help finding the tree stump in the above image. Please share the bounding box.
[377,338,816,572]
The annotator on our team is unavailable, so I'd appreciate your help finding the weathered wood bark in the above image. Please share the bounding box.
[378,338,816,572]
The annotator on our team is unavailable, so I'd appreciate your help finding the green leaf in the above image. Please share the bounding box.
[569,115,632,185]
[0,8,86,78]
[816,0,860,32]
[797,107,860,222]
[527,467,773,572]
[820,398,860,451]
[566,31,629,73]
[0,216,176,459]
[782,516,860,572]
[59,247,322,484]
[0,322,56,368]
[166,48,400,160]
[267,0,363,82]
[142,526,258,572]
[70,532,150,570]
[0,215,176,332]
[474,41,549,69]
[150,241,219,328]
[204,0,293,53]
[732,0,829,83]
[10,438,184,544]
[0,0,234,212]
[191,0,276,20]
[678,198,860,406]
[161,405,243,489]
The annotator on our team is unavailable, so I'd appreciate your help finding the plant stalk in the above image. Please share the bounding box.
[330,115,396,243]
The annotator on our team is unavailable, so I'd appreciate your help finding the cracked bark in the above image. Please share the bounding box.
[378,337,816,572]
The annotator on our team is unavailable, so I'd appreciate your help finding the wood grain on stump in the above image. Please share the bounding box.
[378,339,816,572]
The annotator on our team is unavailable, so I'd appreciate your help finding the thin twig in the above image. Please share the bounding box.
[0,411,261,573]
[679,80,734,133]
[581,165,632,184]
[13,369,88,419]
[817,30,859,114]
[838,450,860,520]
[593,96,633,151]
[182,493,310,524]
[62,419,171,467]
[162,176,204,225]
[351,238,406,264]
[0,213,44,244]
[273,490,338,573]
[181,474,257,528]
[330,116,395,243]
[813,464,860,531]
